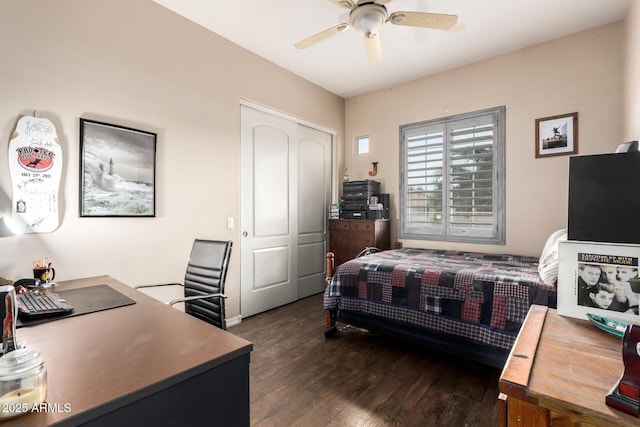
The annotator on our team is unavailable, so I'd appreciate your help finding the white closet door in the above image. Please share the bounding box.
[240,105,332,317]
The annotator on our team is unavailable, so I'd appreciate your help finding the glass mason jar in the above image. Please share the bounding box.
[0,348,47,419]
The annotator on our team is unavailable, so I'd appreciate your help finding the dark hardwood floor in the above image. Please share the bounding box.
[229,293,501,427]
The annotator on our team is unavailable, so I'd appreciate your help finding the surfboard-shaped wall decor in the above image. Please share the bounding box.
[8,115,63,233]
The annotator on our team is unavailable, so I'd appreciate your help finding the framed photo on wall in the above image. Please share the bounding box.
[535,112,578,158]
[79,118,156,217]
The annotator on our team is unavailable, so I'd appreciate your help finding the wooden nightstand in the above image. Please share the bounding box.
[328,219,390,267]
[499,305,638,427]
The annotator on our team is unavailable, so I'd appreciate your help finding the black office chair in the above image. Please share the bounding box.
[135,239,232,329]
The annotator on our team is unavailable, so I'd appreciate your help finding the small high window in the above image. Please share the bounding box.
[355,135,369,155]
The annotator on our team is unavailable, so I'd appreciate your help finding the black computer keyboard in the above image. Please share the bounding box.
[16,291,74,319]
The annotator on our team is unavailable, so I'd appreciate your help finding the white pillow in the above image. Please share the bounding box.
[538,229,567,286]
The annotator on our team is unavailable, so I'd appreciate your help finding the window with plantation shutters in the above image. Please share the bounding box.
[400,106,505,244]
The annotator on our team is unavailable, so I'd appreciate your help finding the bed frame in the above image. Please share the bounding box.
[324,251,514,368]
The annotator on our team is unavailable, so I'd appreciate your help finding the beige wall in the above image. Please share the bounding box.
[344,22,624,256]
[0,0,345,320]
[624,0,640,140]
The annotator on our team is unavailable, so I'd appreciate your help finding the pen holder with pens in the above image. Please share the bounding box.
[33,258,55,287]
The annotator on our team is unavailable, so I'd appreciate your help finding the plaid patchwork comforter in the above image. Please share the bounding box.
[324,248,557,350]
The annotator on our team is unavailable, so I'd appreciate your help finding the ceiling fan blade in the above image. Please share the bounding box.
[374,0,392,4]
[388,11,458,30]
[328,0,355,9]
[364,33,382,65]
[295,24,350,49]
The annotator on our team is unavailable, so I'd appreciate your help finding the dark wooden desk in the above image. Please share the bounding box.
[499,305,637,427]
[3,275,253,426]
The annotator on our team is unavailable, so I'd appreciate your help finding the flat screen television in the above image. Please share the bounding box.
[568,152,640,244]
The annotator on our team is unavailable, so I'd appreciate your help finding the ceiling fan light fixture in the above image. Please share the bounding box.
[350,4,387,34]
[297,1,459,63]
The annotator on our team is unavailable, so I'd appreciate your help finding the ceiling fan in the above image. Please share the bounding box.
[295,0,458,65]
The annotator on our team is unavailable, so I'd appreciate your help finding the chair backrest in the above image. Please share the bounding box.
[184,239,232,329]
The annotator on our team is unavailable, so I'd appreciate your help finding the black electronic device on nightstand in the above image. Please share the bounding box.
[568,152,640,244]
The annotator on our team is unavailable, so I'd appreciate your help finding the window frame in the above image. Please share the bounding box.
[399,106,506,244]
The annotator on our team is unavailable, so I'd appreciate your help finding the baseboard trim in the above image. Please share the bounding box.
[226,315,241,327]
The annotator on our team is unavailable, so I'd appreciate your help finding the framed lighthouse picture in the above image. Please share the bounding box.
[79,118,156,217]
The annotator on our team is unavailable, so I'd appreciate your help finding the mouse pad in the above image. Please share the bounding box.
[17,284,136,328]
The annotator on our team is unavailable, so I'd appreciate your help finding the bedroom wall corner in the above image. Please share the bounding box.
[344,22,624,257]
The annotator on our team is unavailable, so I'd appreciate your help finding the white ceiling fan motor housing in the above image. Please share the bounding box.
[350,3,387,36]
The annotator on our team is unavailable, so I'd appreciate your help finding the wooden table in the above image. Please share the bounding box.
[499,305,638,427]
[3,275,253,426]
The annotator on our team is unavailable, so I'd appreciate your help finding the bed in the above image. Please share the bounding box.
[323,246,559,368]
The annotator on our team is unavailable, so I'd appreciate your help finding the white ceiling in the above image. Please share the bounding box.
[153,0,631,99]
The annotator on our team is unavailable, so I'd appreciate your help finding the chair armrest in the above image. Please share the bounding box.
[133,283,184,290]
[168,293,227,307]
